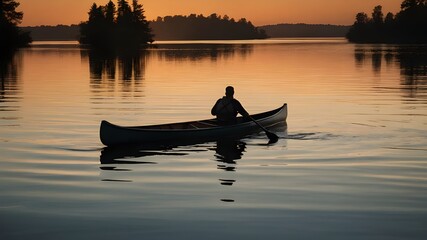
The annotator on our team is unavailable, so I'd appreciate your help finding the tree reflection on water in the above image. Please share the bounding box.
[82,44,253,86]
[154,43,253,62]
[354,45,427,98]
[0,50,21,117]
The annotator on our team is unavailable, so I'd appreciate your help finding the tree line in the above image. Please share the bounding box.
[150,14,268,40]
[23,25,80,41]
[0,0,31,50]
[346,0,427,43]
[260,24,350,38]
[24,23,352,41]
[79,0,153,48]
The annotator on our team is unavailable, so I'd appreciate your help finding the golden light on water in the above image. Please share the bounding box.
[1,38,426,239]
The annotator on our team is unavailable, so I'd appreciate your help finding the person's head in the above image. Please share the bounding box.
[225,86,234,98]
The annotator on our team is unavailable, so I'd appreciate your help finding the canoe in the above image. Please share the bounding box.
[100,103,287,146]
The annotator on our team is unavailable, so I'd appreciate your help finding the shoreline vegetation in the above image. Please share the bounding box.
[346,0,427,43]
[260,24,350,38]
[150,14,267,40]
[79,0,153,49]
[3,0,427,49]
[0,0,32,51]
[21,24,350,41]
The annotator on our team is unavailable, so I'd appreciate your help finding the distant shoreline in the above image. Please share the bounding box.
[21,23,351,41]
[260,23,350,38]
[27,38,347,46]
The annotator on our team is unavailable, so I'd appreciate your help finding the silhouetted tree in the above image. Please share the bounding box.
[372,5,384,25]
[346,12,372,42]
[79,0,153,49]
[117,0,132,24]
[355,12,369,24]
[150,14,268,40]
[80,3,110,47]
[395,0,427,42]
[130,0,153,44]
[105,0,116,24]
[347,0,427,43]
[0,0,32,49]
[400,0,425,10]
[384,12,395,24]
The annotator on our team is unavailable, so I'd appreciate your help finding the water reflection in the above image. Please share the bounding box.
[98,123,285,171]
[355,47,392,74]
[396,47,427,87]
[0,51,19,99]
[354,45,427,98]
[98,138,247,185]
[100,144,187,165]
[213,139,246,172]
[82,44,254,105]
[0,50,21,122]
[371,49,382,74]
[99,139,248,168]
[154,44,253,61]
[83,44,253,82]
[82,49,149,98]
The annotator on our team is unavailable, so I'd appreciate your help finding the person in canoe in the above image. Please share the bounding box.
[211,86,249,125]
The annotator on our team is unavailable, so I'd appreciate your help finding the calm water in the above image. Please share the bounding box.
[1,39,426,240]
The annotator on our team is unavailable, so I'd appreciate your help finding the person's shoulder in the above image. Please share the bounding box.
[232,99,242,105]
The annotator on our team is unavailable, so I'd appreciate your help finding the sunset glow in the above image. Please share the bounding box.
[19,0,403,26]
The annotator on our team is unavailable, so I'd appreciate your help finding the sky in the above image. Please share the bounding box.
[19,0,403,27]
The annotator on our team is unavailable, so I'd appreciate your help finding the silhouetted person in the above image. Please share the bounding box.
[211,86,249,124]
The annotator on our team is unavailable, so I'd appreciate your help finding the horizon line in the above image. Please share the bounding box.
[20,22,353,28]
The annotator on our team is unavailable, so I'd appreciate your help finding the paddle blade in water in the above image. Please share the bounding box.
[266,131,279,143]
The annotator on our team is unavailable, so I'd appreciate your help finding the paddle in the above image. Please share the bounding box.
[249,116,279,143]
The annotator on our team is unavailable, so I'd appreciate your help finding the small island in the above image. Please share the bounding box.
[79,0,268,48]
[150,14,268,40]
[0,0,32,51]
[79,0,267,49]
[346,0,427,43]
[79,0,153,49]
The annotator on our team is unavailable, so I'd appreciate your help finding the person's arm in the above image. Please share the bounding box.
[234,100,249,117]
[211,99,220,116]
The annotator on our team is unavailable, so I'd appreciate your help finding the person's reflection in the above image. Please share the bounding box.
[214,139,245,204]
[214,139,246,172]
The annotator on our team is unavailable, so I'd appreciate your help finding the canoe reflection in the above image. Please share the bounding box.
[100,122,286,167]
[214,139,246,172]
[99,139,246,168]
[100,144,188,165]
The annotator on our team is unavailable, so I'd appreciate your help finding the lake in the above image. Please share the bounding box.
[1,38,426,240]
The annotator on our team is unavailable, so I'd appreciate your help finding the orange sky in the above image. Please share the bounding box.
[19,0,403,26]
